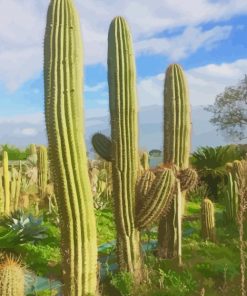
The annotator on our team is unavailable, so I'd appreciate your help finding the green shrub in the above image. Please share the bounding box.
[110,271,134,296]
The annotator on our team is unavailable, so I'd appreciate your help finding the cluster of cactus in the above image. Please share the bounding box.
[91,17,196,280]
[224,160,247,223]
[201,197,216,242]
[157,64,193,262]
[0,152,22,215]
[0,255,25,296]
[88,162,112,210]
[44,0,97,294]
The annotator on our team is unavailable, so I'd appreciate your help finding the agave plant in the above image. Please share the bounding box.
[0,210,48,243]
[191,145,242,198]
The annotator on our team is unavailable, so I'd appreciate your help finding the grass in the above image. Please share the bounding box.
[4,200,245,296]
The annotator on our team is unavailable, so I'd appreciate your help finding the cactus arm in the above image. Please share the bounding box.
[91,132,112,161]
[135,170,155,212]
[136,169,176,229]
[44,0,97,295]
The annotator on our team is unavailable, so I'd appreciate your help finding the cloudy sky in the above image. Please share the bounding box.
[0,0,247,145]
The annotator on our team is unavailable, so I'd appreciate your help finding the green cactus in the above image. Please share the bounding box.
[37,145,48,200]
[140,151,149,171]
[2,151,10,215]
[0,173,3,213]
[44,0,97,295]
[10,167,17,212]
[0,256,25,296]
[29,144,37,156]
[177,168,198,192]
[224,172,238,223]
[14,161,22,211]
[136,170,155,212]
[157,64,191,261]
[92,133,112,161]
[201,197,216,242]
[91,16,176,281]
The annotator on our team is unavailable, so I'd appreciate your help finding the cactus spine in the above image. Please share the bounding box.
[44,0,97,295]
[201,198,216,242]
[106,17,176,281]
[158,64,191,260]
[2,151,10,215]
[0,256,25,296]
[37,145,48,200]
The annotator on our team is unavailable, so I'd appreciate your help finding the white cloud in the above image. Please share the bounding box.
[0,113,44,124]
[135,25,232,61]
[0,0,246,90]
[85,82,106,92]
[19,128,38,136]
[137,59,247,106]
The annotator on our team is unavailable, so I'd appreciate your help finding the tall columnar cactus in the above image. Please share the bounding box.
[0,256,25,296]
[14,161,22,211]
[91,17,176,281]
[2,151,10,215]
[224,171,238,223]
[0,174,3,213]
[10,166,17,212]
[29,144,37,156]
[158,64,191,260]
[44,0,97,295]
[201,198,216,242]
[37,145,48,200]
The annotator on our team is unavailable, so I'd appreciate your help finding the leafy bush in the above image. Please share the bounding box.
[191,145,241,198]
[158,269,197,295]
[110,272,134,296]
[0,144,29,160]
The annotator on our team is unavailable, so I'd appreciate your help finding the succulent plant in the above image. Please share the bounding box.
[44,0,97,294]
[201,197,216,242]
[0,255,25,296]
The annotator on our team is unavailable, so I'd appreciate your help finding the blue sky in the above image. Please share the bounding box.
[0,0,247,144]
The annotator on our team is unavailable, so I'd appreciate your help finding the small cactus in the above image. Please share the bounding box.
[2,151,10,215]
[201,198,216,242]
[140,152,149,171]
[0,255,25,296]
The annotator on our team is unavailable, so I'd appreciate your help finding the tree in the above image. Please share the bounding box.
[205,75,247,140]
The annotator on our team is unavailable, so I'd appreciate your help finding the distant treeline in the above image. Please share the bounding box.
[0,144,31,160]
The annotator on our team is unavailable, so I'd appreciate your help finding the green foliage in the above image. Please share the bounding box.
[95,209,116,245]
[0,226,23,248]
[158,269,197,295]
[0,210,48,243]
[110,272,134,296]
[0,145,29,161]
[205,75,247,140]
[16,243,61,277]
[187,182,209,202]
[149,149,162,157]
[191,145,241,198]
